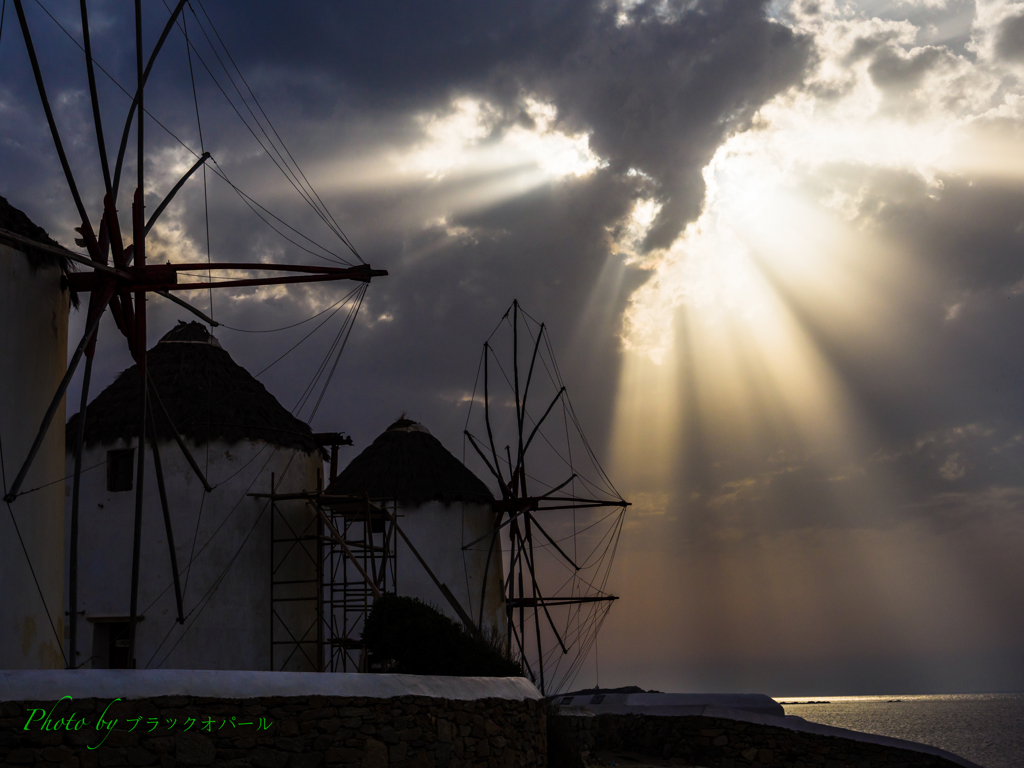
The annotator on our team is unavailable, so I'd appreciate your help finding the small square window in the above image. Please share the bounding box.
[106,449,134,492]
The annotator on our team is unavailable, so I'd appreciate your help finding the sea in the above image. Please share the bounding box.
[779,694,1024,768]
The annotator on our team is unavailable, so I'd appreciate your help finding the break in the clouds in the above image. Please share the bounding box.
[3,0,1024,693]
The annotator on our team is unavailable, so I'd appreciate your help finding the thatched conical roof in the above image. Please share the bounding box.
[0,195,71,274]
[327,418,494,507]
[65,321,318,453]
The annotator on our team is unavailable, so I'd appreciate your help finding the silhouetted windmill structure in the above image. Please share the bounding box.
[463,301,628,695]
[2,1,385,669]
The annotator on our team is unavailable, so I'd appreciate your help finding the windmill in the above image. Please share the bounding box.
[1,0,386,669]
[463,301,628,695]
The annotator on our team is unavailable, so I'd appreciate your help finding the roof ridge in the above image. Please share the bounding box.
[327,422,493,507]
[66,332,317,453]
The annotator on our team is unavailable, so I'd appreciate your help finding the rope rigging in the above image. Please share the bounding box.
[4,0,386,672]
[159,0,363,264]
[462,301,628,694]
[29,0,355,268]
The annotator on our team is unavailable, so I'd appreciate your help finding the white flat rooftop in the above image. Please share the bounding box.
[0,669,542,702]
[553,691,981,768]
[554,691,785,716]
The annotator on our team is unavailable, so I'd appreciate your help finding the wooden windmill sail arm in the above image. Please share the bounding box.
[373,501,485,641]
[518,321,546,436]
[162,269,386,291]
[11,0,100,262]
[521,386,566,456]
[492,492,625,514]
[518,537,569,655]
[111,0,191,198]
[462,507,524,551]
[147,376,213,493]
[524,510,579,572]
[463,431,507,493]
[154,291,219,326]
[483,344,507,490]
[3,288,114,503]
[527,501,629,513]
[80,0,112,197]
[462,474,578,552]
[145,153,211,236]
[66,263,387,292]
[0,228,128,279]
[147,406,185,625]
[506,595,618,608]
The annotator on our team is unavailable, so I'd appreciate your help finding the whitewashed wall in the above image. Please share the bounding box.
[0,244,69,669]
[394,500,507,639]
[65,435,319,671]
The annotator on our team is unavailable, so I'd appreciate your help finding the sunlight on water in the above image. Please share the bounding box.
[781,693,1024,768]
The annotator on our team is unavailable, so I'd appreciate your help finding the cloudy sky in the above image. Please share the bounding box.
[4,0,1024,695]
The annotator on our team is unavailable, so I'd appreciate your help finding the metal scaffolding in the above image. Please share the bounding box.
[260,476,396,672]
[320,495,396,671]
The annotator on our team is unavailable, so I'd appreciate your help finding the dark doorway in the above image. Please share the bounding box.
[106,449,134,492]
[107,621,132,669]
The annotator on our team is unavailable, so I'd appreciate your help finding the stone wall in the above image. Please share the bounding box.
[549,712,972,768]
[0,686,545,768]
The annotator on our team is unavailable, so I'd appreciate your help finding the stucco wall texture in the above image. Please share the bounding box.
[65,437,320,672]
[0,244,69,670]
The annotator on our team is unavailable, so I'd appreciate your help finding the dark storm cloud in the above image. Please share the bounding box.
[661,161,1024,548]
[525,0,813,248]
[0,0,815,479]
[164,0,812,247]
[8,0,1024,695]
[995,13,1024,61]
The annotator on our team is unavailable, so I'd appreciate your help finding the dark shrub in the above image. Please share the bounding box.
[362,593,523,677]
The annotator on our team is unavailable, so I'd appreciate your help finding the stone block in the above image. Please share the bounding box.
[174,732,215,766]
[144,738,173,754]
[280,721,301,737]
[103,732,139,750]
[251,748,290,768]
[274,738,306,754]
[97,748,128,767]
[437,722,452,745]
[28,730,64,747]
[436,742,452,768]
[389,744,407,763]
[289,754,323,768]
[126,748,157,767]
[363,739,388,768]
[5,748,37,764]
[325,748,361,763]
[320,720,342,735]
[42,747,74,762]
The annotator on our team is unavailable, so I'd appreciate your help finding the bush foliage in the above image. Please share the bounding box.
[362,593,523,677]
